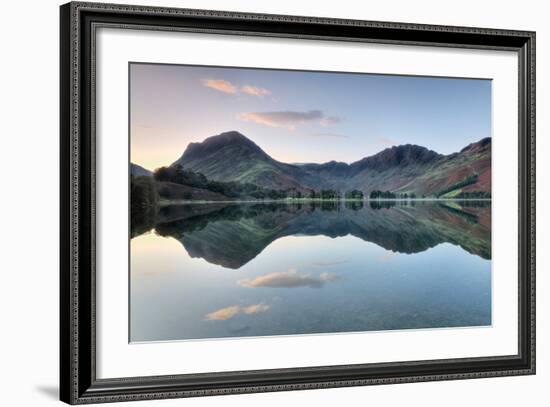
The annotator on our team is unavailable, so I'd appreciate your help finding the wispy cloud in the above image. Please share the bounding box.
[238,268,339,289]
[241,85,271,96]
[238,110,341,131]
[201,79,272,97]
[320,116,341,126]
[201,78,238,94]
[204,303,270,321]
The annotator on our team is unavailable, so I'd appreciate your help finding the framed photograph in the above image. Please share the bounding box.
[60,1,536,404]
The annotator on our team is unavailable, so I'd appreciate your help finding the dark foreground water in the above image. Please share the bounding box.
[130,200,491,342]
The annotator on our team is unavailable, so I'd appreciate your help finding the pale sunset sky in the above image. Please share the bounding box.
[130,63,491,171]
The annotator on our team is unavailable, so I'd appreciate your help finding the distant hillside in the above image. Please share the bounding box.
[170,131,491,197]
[130,163,153,177]
[390,137,491,197]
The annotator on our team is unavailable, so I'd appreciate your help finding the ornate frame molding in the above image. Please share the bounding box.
[60,2,535,404]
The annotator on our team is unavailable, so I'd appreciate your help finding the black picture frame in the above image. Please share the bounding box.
[60,1,536,404]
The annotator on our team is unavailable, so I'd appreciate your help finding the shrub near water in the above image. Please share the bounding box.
[130,175,158,236]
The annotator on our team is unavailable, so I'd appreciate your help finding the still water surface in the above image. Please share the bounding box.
[130,201,491,342]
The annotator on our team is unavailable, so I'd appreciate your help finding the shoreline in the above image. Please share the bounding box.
[158,198,492,206]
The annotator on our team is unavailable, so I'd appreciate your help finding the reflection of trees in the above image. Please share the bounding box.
[319,200,340,211]
[455,199,491,208]
[155,203,299,237]
[345,200,364,210]
[144,200,357,236]
[369,200,397,210]
[132,200,491,268]
[130,176,158,238]
[368,200,422,210]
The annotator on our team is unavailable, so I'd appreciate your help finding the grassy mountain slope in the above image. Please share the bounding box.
[169,131,491,197]
[389,138,491,196]
[171,131,318,191]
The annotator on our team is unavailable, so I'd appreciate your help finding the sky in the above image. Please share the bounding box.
[130,63,491,171]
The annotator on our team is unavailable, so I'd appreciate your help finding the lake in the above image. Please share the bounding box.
[130,200,491,342]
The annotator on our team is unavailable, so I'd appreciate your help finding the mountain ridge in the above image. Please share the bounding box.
[130,163,153,177]
[161,131,491,197]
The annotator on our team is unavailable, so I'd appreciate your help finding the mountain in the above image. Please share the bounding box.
[171,131,314,191]
[171,131,491,197]
[299,144,445,193]
[351,144,443,173]
[130,163,153,177]
[387,137,491,196]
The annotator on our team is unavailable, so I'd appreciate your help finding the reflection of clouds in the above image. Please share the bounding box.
[242,304,270,314]
[204,303,270,321]
[379,252,397,262]
[205,305,240,321]
[238,268,339,289]
[312,260,349,267]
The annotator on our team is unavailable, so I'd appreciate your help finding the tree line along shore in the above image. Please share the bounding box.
[131,164,491,217]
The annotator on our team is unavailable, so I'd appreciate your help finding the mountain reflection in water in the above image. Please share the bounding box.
[134,200,491,269]
[130,201,491,342]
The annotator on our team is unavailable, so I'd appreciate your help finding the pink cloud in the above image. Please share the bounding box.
[201,79,272,97]
[238,110,341,131]
[201,78,238,94]
[238,268,339,289]
[320,116,341,126]
[241,85,271,96]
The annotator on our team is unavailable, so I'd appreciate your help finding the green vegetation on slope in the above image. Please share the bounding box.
[436,174,479,197]
[155,164,290,200]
